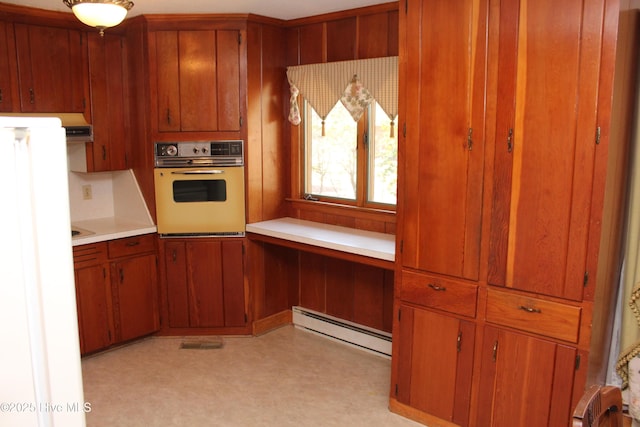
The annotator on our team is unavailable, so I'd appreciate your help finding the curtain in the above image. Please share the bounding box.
[615,6,640,424]
[617,134,640,421]
[286,56,398,133]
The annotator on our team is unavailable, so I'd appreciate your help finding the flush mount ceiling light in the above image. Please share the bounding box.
[63,0,134,36]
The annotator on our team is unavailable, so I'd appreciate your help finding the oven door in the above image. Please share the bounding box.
[154,166,245,235]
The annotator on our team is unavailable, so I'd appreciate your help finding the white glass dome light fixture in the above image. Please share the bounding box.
[63,0,134,36]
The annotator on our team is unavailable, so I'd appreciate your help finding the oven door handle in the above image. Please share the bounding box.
[170,170,225,175]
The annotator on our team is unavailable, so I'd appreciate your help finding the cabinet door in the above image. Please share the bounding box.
[154,29,240,132]
[164,239,246,328]
[154,30,181,132]
[215,30,241,131]
[186,240,225,327]
[113,254,159,342]
[164,240,190,328]
[475,326,578,427]
[487,0,605,300]
[87,33,128,171]
[75,264,113,354]
[394,305,474,426]
[0,21,16,112]
[221,240,246,327]
[400,0,486,280]
[14,23,86,113]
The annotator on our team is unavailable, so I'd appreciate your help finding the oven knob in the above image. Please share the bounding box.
[193,147,199,154]
[165,145,178,156]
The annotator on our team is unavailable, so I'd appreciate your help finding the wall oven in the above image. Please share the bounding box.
[153,140,245,236]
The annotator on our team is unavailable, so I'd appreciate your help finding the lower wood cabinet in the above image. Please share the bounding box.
[74,251,114,354]
[161,238,247,333]
[394,304,475,426]
[392,270,582,427]
[111,254,159,342]
[475,325,579,427]
[73,234,159,355]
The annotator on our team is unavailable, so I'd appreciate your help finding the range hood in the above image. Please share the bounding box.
[0,113,93,142]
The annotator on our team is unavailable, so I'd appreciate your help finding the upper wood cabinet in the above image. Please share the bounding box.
[14,23,87,113]
[0,21,16,112]
[87,32,129,171]
[487,0,605,301]
[398,0,487,281]
[151,29,241,133]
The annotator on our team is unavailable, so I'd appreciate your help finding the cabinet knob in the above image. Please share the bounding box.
[29,88,35,104]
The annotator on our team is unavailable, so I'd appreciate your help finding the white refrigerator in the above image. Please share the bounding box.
[0,117,86,426]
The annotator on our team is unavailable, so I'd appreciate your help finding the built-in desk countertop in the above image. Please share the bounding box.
[246,217,396,270]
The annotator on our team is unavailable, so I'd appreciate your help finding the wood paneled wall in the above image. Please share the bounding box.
[285,2,399,65]
[251,2,400,334]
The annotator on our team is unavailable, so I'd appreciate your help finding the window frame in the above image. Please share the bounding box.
[300,99,397,211]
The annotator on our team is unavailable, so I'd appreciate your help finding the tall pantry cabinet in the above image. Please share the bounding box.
[391,0,632,426]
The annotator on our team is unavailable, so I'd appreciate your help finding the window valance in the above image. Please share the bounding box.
[286,56,398,130]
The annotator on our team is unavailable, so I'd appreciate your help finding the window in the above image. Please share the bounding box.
[303,100,397,208]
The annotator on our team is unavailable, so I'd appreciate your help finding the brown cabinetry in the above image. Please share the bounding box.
[108,235,159,342]
[74,243,113,355]
[162,238,247,332]
[151,29,241,133]
[393,0,487,422]
[392,0,627,425]
[0,20,16,112]
[475,326,579,426]
[487,0,603,301]
[399,0,486,281]
[87,32,129,171]
[73,234,159,355]
[14,23,87,113]
[395,304,475,426]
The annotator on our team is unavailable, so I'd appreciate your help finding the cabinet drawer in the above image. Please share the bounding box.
[108,234,156,259]
[485,289,581,343]
[73,242,108,268]
[399,271,478,318]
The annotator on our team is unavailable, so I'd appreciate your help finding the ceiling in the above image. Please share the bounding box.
[6,0,394,21]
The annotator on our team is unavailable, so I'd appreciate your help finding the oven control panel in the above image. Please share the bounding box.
[155,140,244,167]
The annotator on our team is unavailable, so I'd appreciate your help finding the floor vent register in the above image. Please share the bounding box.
[180,337,224,350]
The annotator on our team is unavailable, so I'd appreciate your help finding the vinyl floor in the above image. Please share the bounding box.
[81,325,423,427]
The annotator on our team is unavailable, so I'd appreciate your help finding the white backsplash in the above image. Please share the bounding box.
[67,168,155,227]
[68,171,115,222]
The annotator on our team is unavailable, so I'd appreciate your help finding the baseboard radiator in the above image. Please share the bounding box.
[291,306,392,358]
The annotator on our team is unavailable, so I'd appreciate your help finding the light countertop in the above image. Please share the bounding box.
[246,217,395,261]
[71,217,157,246]
[69,169,156,246]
